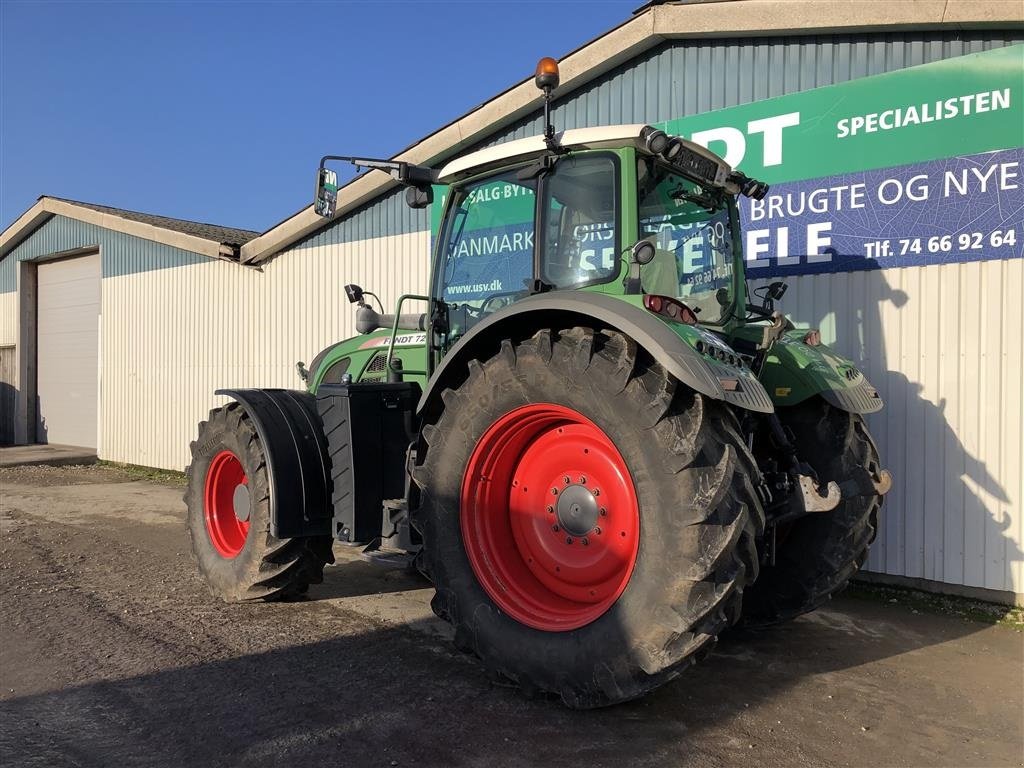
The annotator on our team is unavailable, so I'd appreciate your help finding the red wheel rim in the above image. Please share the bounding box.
[204,450,250,558]
[460,403,640,631]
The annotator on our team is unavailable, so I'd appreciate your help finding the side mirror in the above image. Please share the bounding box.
[314,167,338,218]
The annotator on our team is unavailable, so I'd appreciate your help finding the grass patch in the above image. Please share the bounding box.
[98,460,187,487]
[846,582,1023,630]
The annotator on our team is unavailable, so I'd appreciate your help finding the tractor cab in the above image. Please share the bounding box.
[430,123,765,350]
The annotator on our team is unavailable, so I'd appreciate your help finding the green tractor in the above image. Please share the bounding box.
[185,58,891,708]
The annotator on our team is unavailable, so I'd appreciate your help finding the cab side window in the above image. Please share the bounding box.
[541,155,619,288]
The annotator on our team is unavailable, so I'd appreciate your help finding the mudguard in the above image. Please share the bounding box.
[215,388,332,538]
[419,291,774,418]
[756,330,884,414]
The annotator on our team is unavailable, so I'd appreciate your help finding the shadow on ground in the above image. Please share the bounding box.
[307,554,430,600]
[1,589,1017,768]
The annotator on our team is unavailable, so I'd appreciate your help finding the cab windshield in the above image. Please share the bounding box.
[436,154,619,336]
[636,157,736,324]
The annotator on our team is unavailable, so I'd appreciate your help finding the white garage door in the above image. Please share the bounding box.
[37,254,101,448]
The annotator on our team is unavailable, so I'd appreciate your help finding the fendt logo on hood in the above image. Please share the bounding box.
[358,333,427,350]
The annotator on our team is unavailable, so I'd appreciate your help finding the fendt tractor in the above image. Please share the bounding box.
[186,58,892,708]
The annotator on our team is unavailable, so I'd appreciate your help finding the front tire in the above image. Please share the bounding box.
[413,328,764,708]
[741,398,884,625]
[185,403,333,602]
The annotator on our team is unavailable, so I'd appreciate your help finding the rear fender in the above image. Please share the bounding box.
[418,291,774,422]
[758,331,884,413]
[215,388,332,538]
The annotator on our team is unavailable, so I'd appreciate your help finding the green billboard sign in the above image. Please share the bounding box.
[431,44,1023,280]
[659,45,1023,184]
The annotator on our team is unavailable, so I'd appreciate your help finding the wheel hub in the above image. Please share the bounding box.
[232,484,251,522]
[460,403,640,632]
[556,484,599,536]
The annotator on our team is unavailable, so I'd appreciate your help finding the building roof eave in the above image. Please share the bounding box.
[0,197,253,261]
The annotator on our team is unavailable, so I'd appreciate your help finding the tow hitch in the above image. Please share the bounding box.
[758,412,890,566]
[795,474,841,513]
[839,465,894,498]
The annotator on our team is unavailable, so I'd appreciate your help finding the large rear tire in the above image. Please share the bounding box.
[741,398,884,625]
[413,328,764,708]
[185,403,334,602]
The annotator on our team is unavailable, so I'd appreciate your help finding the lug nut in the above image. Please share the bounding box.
[592,488,600,496]
[595,526,602,535]
[566,537,574,545]
[563,476,571,485]
[582,538,589,546]
[579,476,587,484]
[599,507,607,516]
[546,505,554,514]
[552,524,560,532]
[551,487,558,495]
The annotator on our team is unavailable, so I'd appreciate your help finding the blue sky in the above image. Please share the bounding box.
[0,1,637,232]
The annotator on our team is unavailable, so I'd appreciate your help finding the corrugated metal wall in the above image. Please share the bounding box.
[100,231,428,470]
[0,343,15,444]
[0,292,15,347]
[0,252,15,292]
[751,258,1024,595]
[1,281,18,442]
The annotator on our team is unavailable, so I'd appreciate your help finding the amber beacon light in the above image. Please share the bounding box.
[534,57,560,91]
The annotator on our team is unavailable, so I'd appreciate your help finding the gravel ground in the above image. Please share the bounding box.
[1,464,1021,768]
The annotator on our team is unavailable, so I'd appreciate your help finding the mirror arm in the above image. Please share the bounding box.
[318,155,440,186]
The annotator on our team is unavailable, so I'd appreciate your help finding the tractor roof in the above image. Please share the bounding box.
[438,124,736,190]
[439,125,650,183]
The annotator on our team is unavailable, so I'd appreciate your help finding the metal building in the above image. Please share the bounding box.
[1,0,1021,602]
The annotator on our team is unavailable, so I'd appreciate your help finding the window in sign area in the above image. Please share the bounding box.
[541,154,619,289]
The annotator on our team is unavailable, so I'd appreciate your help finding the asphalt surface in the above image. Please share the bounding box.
[1,464,1021,768]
